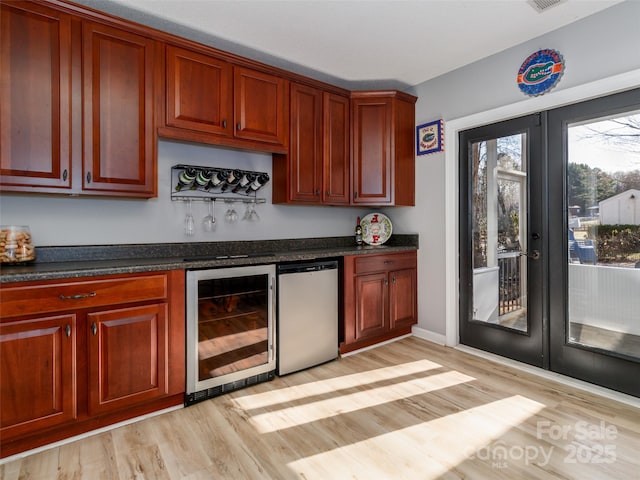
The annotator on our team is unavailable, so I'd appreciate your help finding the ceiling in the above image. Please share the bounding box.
[109,0,623,89]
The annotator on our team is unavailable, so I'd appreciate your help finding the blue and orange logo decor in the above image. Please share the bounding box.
[517,49,564,96]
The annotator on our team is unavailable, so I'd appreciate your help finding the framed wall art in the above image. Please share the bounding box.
[416,119,443,155]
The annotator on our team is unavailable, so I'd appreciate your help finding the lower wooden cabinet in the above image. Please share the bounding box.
[341,251,417,353]
[0,271,185,458]
[0,314,77,441]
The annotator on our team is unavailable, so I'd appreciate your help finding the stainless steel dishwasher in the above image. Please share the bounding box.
[276,259,339,375]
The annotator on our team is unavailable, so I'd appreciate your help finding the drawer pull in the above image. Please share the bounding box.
[65,324,71,338]
[59,292,97,301]
[91,322,97,336]
[384,260,395,264]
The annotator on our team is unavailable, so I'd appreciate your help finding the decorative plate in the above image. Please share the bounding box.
[361,213,392,246]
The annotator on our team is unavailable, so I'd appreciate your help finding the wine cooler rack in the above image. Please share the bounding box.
[170,164,269,203]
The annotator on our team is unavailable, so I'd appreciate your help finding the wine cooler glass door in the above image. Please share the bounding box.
[186,265,276,394]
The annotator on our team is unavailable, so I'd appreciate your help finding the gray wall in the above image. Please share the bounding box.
[397,0,640,337]
[0,140,376,245]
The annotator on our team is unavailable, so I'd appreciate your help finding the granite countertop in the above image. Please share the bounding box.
[0,235,418,284]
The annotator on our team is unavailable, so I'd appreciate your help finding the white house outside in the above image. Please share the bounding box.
[599,189,640,225]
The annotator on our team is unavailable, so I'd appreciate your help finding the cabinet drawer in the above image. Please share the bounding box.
[0,274,168,319]
[354,251,416,275]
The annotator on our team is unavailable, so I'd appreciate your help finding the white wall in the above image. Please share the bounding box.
[399,0,640,338]
[0,139,385,246]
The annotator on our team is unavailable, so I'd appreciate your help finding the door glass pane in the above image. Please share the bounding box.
[197,274,270,380]
[472,134,528,332]
[567,112,640,360]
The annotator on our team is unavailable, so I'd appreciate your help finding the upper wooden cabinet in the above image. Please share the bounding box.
[161,46,289,153]
[81,21,157,197]
[351,91,417,206]
[0,2,158,197]
[234,66,289,146]
[165,45,233,136]
[273,84,350,205]
[0,2,73,191]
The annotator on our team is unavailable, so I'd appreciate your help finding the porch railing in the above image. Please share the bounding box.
[498,252,522,315]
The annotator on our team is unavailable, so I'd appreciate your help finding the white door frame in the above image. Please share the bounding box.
[444,69,640,347]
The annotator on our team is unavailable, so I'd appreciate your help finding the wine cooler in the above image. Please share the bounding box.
[185,265,276,405]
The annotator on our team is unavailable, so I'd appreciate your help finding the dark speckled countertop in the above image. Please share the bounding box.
[0,235,418,284]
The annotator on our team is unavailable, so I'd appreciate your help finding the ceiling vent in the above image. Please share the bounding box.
[527,0,567,13]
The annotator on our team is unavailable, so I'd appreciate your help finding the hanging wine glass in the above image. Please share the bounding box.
[202,199,216,232]
[184,199,195,236]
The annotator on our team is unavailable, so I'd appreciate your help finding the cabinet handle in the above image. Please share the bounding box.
[384,279,388,286]
[63,169,68,181]
[91,322,97,336]
[86,172,92,183]
[236,122,242,131]
[326,190,330,196]
[384,260,395,265]
[59,292,96,300]
[222,119,227,128]
[65,324,71,338]
[392,276,396,284]
[354,191,358,199]
[315,189,320,196]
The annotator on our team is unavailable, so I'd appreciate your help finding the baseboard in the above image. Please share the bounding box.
[455,344,640,409]
[0,405,183,466]
[411,325,447,345]
[340,333,413,357]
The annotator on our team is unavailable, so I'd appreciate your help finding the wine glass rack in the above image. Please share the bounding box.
[171,164,269,204]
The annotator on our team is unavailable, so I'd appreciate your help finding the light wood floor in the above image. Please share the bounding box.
[2,337,639,479]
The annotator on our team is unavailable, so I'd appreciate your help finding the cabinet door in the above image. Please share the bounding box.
[289,83,322,203]
[351,97,392,205]
[234,66,288,145]
[87,304,168,416]
[0,2,72,191]
[82,21,156,197]
[0,315,76,440]
[354,272,388,340]
[323,93,350,205]
[389,268,417,330]
[166,45,232,136]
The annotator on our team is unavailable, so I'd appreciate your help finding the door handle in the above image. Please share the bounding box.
[519,250,540,260]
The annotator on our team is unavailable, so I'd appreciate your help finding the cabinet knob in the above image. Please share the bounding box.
[65,324,71,338]
[91,322,97,336]
[86,172,92,183]
[392,276,396,284]
[354,191,358,199]
[236,123,242,131]
[63,169,68,181]
[222,119,227,129]
[326,190,330,196]
[315,189,320,196]
[384,279,388,286]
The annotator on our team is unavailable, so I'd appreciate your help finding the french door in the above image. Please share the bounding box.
[459,113,545,367]
[460,88,640,397]
[548,89,640,396]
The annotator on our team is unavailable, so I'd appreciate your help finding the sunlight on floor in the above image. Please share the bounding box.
[233,359,444,409]
[246,370,476,433]
[285,395,546,479]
